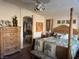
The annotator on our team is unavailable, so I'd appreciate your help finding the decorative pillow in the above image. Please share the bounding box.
[46,37,56,43]
[63,34,68,40]
[34,39,44,52]
[72,35,78,40]
[44,41,56,58]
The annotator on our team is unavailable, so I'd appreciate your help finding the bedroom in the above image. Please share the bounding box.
[0,0,79,59]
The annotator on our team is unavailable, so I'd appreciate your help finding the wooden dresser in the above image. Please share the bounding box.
[0,27,20,58]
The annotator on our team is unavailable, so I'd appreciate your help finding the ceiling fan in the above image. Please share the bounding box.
[22,0,50,11]
[33,0,50,11]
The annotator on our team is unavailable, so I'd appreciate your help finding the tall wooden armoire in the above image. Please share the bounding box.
[0,27,20,58]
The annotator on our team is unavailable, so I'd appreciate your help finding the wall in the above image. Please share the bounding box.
[32,15,46,38]
[53,16,79,29]
[0,0,46,48]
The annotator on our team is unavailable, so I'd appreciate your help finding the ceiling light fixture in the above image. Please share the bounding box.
[34,2,45,11]
[33,0,50,11]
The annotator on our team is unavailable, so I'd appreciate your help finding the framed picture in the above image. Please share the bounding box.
[73,19,76,24]
[36,22,43,32]
[46,20,50,31]
[62,20,65,24]
[66,20,70,24]
[57,20,61,24]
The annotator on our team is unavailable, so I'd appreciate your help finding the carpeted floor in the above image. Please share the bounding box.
[1,46,34,59]
[1,46,79,59]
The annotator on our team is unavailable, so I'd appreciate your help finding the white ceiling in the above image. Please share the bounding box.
[3,0,79,18]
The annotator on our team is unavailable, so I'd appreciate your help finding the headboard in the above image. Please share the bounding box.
[53,25,79,35]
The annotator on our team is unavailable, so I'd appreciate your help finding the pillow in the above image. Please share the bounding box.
[57,33,63,39]
[46,37,56,42]
[34,39,44,52]
[44,41,56,58]
[57,33,68,40]
[63,34,68,40]
[72,35,78,40]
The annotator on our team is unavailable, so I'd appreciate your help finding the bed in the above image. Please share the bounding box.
[45,36,79,59]
[53,25,79,58]
[32,25,79,59]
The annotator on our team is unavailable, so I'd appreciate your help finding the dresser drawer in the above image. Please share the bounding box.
[3,37,19,49]
[2,28,18,33]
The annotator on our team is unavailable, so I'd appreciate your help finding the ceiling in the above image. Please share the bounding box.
[3,0,79,18]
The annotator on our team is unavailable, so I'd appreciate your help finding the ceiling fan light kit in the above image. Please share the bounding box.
[33,0,50,11]
[34,3,45,11]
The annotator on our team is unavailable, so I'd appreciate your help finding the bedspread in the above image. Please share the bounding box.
[47,37,79,58]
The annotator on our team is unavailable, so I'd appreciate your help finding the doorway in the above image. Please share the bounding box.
[23,16,33,48]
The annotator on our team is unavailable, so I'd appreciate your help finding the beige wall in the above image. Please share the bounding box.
[0,0,46,48]
[53,16,79,29]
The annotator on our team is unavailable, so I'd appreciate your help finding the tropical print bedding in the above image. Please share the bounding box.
[56,34,79,58]
[34,34,79,58]
[46,34,79,58]
[56,38,79,58]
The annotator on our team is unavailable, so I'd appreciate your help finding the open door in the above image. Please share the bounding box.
[23,16,33,48]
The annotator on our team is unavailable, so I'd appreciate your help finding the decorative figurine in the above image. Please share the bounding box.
[12,16,18,27]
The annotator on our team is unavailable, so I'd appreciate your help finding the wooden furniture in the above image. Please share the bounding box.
[68,8,73,59]
[54,8,74,59]
[56,46,68,59]
[0,27,20,58]
[31,46,68,59]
